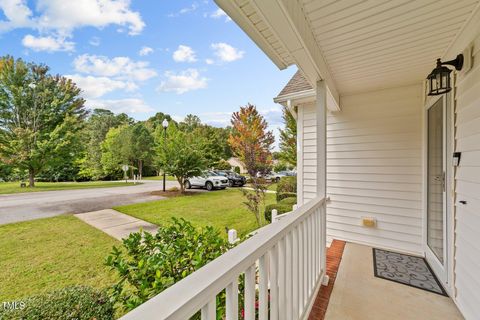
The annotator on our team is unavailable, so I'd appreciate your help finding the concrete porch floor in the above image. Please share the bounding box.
[324,243,464,320]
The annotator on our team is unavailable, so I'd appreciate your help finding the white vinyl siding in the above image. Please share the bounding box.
[326,85,424,254]
[297,104,318,203]
[453,32,480,320]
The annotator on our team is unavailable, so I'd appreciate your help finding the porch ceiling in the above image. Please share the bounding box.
[216,0,480,95]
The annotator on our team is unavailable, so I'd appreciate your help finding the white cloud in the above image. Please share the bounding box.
[85,98,154,114]
[139,46,153,56]
[198,108,282,128]
[157,69,207,94]
[34,0,145,36]
[73,54,157,81]
[1,0,145,51]
[173,45,197,63]
[66,74,137,99]
[21,34,74,52]
[199,111,232,127]
[260,107,283,126]
[0,0,33,32]
[168,3,198,17]
[211,42,244,62]
[205,58,214,65]
[89,36,100,46]
[209,8,231,21]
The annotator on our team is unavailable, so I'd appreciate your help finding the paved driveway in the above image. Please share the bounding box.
[0,180,180,225]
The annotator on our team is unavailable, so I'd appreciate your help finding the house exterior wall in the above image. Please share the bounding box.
[452,30,480,320]
[297,103,319,204]
[297,84,424,254]
[227,157,247,174]
[327,85,424,254]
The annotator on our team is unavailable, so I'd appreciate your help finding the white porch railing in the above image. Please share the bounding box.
[121,196,326,320]
[271,204,298,223]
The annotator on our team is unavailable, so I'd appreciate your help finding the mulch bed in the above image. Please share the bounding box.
[149,190,200,197]
[308,240,346,320]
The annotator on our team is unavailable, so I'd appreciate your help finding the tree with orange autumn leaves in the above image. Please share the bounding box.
[228,103,274,177]
[228,104,274,226]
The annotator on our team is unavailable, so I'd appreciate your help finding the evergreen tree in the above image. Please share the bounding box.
[278,106,297,167]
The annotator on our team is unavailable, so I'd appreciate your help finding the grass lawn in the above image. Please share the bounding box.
[143,175,176,181]
[116,189,275,237]
[0,181,136,195]
[0,215,119,301]
[267,183,277,191]
[244,183,277,192]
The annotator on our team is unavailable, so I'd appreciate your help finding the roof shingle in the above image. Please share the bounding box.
[276,70,313,98]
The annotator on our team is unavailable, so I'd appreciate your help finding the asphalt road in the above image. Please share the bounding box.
[0,180,180,225]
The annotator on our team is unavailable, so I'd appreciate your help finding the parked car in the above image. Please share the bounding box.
[184,171,229,191]
[265,171,289,182]
[285,170,297,177]
[214,170,247,187]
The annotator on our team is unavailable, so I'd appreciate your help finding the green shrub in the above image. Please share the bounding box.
[0,286,114,320]
[273,162,287,172]
[279,197,297,206]
[276,177,296,201]
[277,192,297,202]
[214,159,232,170]
[277,176,296,193]
[234,166,241,174]
[105,218,232,313]
[264,203,293,222]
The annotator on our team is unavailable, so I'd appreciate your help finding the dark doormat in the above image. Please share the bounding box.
[373,248,447,296]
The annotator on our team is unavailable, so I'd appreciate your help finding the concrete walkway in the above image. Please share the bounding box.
[325,243,463,320]
[0,180,179,225]
[76,209,158,240]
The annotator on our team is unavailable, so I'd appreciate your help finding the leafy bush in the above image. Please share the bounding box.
[234,166,241,174]
[276,177,296,201]
[273,162,288,172]
[105,218,232,313]
[279,197,297,206]
[264,203,293,222]
[277,192,297,202]
[0,286,114,320]
[277,176,296,193]
[214,159,232,170]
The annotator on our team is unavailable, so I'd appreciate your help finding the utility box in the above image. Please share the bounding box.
[362,217,377,227]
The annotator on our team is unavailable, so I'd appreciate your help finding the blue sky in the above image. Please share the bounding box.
[0,0,297,146]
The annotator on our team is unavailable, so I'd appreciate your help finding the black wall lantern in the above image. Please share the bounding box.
[427,54,463,96]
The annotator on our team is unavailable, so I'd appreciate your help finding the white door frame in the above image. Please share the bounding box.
[423,93,454,295]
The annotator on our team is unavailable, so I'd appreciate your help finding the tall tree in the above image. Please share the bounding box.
[228,103,274,227]
[278,106,297,167]
[101,123,153,179]
[155,125,207,193]
[0,56,86,187]
[193,125,232,166]
[228,103,274,177]
[79,109,132,180]
[130,122,154,179]
[179,114,201,132]
[145,112,176,131]
[101,125,133,178]
[179,115,233,166]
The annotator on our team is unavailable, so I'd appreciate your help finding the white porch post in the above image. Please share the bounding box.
[316,81,327,198]
[316,80,327,274]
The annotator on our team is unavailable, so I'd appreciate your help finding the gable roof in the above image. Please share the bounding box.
[276,70,313,98]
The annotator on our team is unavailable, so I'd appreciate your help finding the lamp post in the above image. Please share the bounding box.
[162,119,169,192]
[28,82,37,188]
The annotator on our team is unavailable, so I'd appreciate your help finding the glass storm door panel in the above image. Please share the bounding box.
[427,98,445,264]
